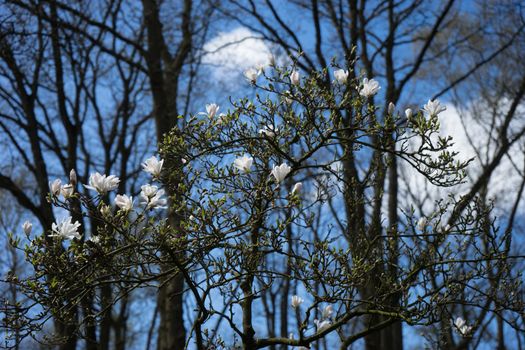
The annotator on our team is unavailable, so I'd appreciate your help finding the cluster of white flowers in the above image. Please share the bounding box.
[233,155,293,185]
[289,295,334,335]
[45,156,169,240]
[314,305,333,333]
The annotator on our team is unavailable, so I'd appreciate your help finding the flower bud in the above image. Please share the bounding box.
[290,70,300,86]
[388,102,395,115]
[405,108,413,120]
[69,169,77,186]
[22,221,32,235]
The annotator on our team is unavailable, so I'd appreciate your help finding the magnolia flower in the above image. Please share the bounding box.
[140,184,167,209]
[291,182,303,195]
[417,217,427,231]
[405,108,413,120]
[291,295,304,308]
[453,317,472,336]
[314,319,331,333]
[61,184,74,198]
[49,179,62,196]
[271,163,292,183]
[359,78,380,98]
[22,221,32,235]
[244,68,260,83]
[234,155,254,173]
[69,169,77,186]
[85,172,120,194]
[258,125,277,137]
[388,102,396,115]
[321,305,333,319]
[290,70,300,86]
[200,103,219,119]
[142,156,164,178]
[115,194,133,211]
[333,69,349,84]
[423,99,446,116]
[50,216,81,240]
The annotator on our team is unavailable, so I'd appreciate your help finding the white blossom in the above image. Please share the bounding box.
[142,156,164,178]
[423,99,446,116]
[22,221,32,235]
[405,108,413,120]
[417,217,427,231]
[290,70,300,86]
[234,155,254,173]
[314,319,331,333]
[115,194,134,211]
[69,169,77,186]
[291,295,304,308]
[333,69,349,84]
[207,104,220,118]
[61,184,74,198]
[244,68,260,83]
[359,78,380,97]
[453,317,472,336]
[50,216,81,240]
[50,179,62,196]
[85,172,120,194]
[140,184,167,209]
[258,125,277,137]
[291,182,303,195]
[271,163,292,183]
[321,305,333,319]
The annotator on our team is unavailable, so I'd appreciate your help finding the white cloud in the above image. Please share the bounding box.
[399,101,525,216]
[202,27,273,80]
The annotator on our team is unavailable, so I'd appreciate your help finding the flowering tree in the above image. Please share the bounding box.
[6,63,524,349]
